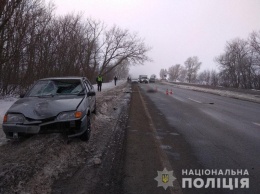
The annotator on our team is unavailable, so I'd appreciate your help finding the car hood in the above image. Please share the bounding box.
[7,96,84,120]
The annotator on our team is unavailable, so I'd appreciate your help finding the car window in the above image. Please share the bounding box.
[27,80,83,96]
[28,80,57,96]
[56,80,83,95]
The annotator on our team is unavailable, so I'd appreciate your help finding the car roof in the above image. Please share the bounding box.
[39,76,86,81]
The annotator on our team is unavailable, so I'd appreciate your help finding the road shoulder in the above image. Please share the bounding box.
[123,84,182,194]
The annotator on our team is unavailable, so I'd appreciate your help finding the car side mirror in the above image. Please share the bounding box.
[20,93,25,98]
[87,91,96,97]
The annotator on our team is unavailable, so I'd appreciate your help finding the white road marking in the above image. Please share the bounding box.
[253,122,260,127]
[188,98,202,104]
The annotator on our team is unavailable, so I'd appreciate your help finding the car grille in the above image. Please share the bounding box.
[40,121,81,134]
[26,117,56,123]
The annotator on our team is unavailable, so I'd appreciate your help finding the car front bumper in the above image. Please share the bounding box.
[3,115,88,139]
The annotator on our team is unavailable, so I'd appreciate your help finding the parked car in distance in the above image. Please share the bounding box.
[139,75,149,83]
[131,78,139,84]
[149,75,156,83]
[3,77,96,141]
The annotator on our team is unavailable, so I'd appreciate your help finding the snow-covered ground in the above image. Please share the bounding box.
[0,80,126,125]
[93,80,125,92]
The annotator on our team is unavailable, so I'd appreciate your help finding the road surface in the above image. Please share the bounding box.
[137,83,260,194]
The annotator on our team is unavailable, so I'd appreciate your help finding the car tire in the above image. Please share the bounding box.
[80,114,91,141]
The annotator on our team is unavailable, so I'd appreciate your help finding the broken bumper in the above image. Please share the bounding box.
[3,115,87,139]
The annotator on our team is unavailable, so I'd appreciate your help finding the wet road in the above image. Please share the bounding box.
[138,83,260,194]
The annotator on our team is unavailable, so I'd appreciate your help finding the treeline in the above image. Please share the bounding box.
[215,32,260,89]
[0,0,151,95]
[160,56,203,83]
[163,31,260,89]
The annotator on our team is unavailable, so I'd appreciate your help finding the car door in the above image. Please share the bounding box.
[84,80,95,111]
[87,80,96,110]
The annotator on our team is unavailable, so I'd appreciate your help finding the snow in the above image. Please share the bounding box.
[93,80,125,91]
[0,80,126,125]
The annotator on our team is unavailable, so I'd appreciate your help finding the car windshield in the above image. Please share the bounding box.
[27,80,83,97]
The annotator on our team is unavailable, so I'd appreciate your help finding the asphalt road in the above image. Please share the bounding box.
[138,83,260,194]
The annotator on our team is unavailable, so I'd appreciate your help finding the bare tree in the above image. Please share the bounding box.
[168,64,182,81]
[214,32,260,89]
[159,68,167,79]
[0,0,152,95]
[0,0,22,32]
[98,26,151,76]
[215,38,254,88]
[249,31,260,88]
[77,18,105,81]
[179,68,187,82]
[113,60,129,79]
[184,56,201,83]
[0,0,53,94]
[210,70,219,86]
[198,70,210,85]
[249,31,260,61]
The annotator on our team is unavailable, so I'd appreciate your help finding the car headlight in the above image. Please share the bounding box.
[3,114,25,124]
[57,111,83,121]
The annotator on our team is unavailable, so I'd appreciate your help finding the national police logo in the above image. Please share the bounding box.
[154,168,176,190]
[162,174,169,183]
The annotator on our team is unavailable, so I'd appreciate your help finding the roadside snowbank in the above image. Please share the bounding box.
[93,80,125,92]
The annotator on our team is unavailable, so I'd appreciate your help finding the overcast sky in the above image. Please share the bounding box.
[47,0,260,78]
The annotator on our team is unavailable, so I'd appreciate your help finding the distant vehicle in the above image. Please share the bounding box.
[3,77,96,141]
[131,78,139,84]
[139,75,149,83]
[149,74,156,83]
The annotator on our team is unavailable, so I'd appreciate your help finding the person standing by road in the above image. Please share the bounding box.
[114,76,118,86]
[96,74,103,92]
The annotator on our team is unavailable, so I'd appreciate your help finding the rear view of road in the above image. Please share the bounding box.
[137,83,260,194]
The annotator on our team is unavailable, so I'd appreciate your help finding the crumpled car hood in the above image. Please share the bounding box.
[7,96,84,120]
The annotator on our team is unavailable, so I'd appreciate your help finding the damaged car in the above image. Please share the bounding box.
[2,77,96,141]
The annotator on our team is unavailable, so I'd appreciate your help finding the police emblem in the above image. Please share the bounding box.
[154,168,176,190]
[162,174,169,183]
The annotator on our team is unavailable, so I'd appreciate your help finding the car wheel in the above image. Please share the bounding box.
[80,114,91,141]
